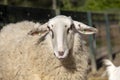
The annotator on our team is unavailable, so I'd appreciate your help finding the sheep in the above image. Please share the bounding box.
[0,15,97,80]
[103,59,120,80]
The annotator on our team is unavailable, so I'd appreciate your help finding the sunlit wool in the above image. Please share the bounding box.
[0,15,97,80]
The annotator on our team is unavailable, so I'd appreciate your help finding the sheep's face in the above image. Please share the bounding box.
[28,15,98,59]
[47,16,74,59]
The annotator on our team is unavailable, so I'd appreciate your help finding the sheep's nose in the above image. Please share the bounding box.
[58,51,64,56]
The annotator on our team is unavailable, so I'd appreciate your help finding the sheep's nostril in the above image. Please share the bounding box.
[58,51,64,56]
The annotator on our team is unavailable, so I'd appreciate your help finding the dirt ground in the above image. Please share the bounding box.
[87,53,120,80]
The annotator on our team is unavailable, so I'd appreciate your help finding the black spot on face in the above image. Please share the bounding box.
[47,26,54,39]
[67,24,74,34]
[78,24,81,27]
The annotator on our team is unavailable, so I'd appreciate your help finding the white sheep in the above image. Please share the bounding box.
[0,15,97,80]
[103,59,120,80]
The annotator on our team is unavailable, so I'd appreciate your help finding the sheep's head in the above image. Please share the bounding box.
[28,15,97,59]
[103,59,115,68]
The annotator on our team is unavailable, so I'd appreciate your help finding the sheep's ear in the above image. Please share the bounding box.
[28,22,48,35]
[73,21,98,35]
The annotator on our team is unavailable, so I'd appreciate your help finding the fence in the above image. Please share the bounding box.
[0,5,120,73]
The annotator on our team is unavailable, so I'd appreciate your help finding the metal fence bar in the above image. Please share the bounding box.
[104,13,113,60]
[87,12,97,73]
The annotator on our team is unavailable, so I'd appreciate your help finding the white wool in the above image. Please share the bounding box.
[103,59,120,80]
[0,17,93,80]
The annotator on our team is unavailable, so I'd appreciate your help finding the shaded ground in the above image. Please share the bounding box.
[88,53,120,80]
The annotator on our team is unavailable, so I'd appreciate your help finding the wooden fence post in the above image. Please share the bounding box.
[4,0,8,5]
[87,12,97,73]
[104,13,113,60]
[52,0,60,15]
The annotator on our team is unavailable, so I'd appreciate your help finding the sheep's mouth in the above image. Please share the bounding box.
[54,53,67,60]
[55,50,72,60]
[54,53,68,60]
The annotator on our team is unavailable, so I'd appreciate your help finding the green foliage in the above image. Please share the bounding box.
[62,0,71,9]
[83,0,120,12]
[61,0,120,12]
[1,0,120,12]
[61,0,86,11]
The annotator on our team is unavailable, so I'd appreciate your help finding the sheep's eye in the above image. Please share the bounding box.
[67,24,74,34]
[51,25,53,27]
[65,25,67,27]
